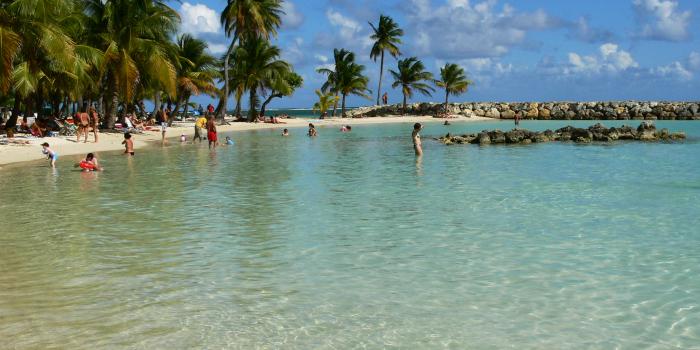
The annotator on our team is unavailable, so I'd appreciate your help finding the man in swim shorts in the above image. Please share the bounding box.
[206,116,218,149]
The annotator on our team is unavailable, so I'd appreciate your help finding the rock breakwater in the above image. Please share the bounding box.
[347,101,700,120]
[438,122,686,146]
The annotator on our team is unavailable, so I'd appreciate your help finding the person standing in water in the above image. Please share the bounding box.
[412,123,423,156]
[194,115,207,142]
[122,132,134,156]
[41,142,58,167]
[206,116,218,149]
[308,123,318,137]
[158,107,168,144]
[282,129,289,136]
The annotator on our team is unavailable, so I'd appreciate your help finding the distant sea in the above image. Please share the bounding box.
[239,107,357,119]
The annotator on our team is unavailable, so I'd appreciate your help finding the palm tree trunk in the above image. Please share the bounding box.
[403,93,407,115]
[234,94,242,119]
[107,88,118,129]
[341,93,347,118]
[444,90,449,115]
[260,93,282,120]
[222,35,238,120]
[332,93,339,117]
[153,91,161,115]
[182,95,191,119]
[171,95,183,123]
[376,51,384,105]
[247,88,257,122]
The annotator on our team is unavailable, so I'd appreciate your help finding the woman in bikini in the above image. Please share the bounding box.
[412,123,423,156]
[76,110,90,143]
[89,107,100,143]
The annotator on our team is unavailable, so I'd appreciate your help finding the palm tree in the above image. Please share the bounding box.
[84,0,180,127]
[312,90,338,118]
[336,59,371,118]
[434,63,471,115]
[317,48,353,117]
[220,0,283,119]
[233,37,289,122]
[259,70,302,118]
[0,0,76,130]
[171,34,219,121]
[369,15,403,106]
[389,57,434,115]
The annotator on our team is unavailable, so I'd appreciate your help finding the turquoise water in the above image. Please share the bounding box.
[1,120,699,349]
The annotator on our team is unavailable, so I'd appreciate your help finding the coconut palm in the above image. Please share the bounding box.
[84,0,180,127]
[336,59,371,118]
[171,34,219,121]
[369,15,403,105]
[389,57,434,115]
[259,70,302,118]
[220,0,283,119]
[233,37,290,122]
[316,48,353,117]
[312,90,338,117]
[0,0,76,129]
[434,63,471,115]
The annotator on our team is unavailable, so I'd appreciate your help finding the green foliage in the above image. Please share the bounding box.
[389,57,434,114]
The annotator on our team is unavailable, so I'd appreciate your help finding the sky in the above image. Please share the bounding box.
[172,0,700,110]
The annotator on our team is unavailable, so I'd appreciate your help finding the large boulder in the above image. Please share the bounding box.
[500,110,516,119]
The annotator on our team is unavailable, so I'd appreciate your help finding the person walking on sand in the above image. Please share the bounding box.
[41,142,58,167]
[89,107,100,143]
[382,92,388,105]
[194,115,207,142]
[412,123,423,156]
[122,132,134,156]
[206,116,218,149]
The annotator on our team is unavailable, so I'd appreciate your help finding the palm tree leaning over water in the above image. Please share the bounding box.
[369,15,403,106]
[389,57,434,115]
[220,0,283,120]
[434,63,471,116]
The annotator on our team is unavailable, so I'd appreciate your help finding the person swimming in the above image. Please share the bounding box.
[225,136,234,145]
[412,123,423,156]
[41,142,57,167]
[282,129,289,136]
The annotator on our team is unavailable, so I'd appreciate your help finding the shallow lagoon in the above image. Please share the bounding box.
[1,120,699,348]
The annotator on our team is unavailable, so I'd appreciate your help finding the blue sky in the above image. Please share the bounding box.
[173,0,700,109]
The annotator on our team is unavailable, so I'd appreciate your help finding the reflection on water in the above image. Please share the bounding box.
[1,120,699,348]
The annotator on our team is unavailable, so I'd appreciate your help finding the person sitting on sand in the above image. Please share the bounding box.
[412,123,423,156]
[78,152,102,172]
[122,133,134,156]
[282,129,289,136]
[41,142,58,167]
[308,123,318,137]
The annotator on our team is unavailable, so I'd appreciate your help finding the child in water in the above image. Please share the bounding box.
[282,129,289,136]
[78,153,102,172]
[41,142,57,167]
[122,133,134,156]
[225,136,234,145]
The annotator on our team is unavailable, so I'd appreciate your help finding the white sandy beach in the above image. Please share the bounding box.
[0,115,490,167]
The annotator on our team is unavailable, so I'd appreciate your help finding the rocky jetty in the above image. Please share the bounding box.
[346,101,700,120]
[438,122,686,146]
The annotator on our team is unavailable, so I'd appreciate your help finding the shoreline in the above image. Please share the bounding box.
[0,115,490,168]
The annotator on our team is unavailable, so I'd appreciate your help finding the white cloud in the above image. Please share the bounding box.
[633,0,692,41]
[564,43,638,75]
[282,1,304,29]
[404,0,562,59]
[207,44,228,55]
[689,52,700,70]
[652,61,693,80]
[282,37,305,66]
[569,16,613,43]
[318,9,373,53]
[180,2,221,35]
[314,54,329,63]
